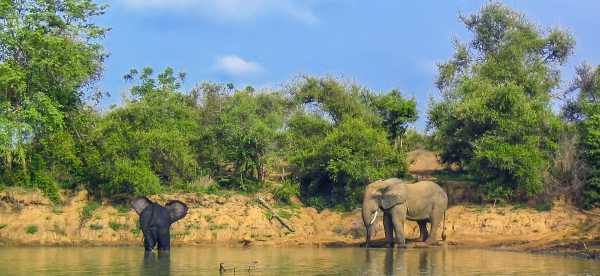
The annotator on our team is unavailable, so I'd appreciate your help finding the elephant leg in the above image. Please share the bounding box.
[157,227,171,251]
[418,220,429,242]
[426,210,443,245]
[391,204,407,248]
[143,228,157,251]
[383,211,394,247]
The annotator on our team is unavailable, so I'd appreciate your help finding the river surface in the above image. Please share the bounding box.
[0,246,598,275]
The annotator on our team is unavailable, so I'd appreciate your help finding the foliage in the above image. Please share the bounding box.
[272,179,300,204]
[288,78,410,210]
[428,3,574,201]
[81,201,100,221]
[87,68,198,196]
[25,224,38,234]
[563,63,600,208]
[0,0,107,194]
[89,223,103,230]
[108,221,128,231]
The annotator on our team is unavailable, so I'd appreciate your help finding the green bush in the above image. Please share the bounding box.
[25,225,38,235]
[108,221,128,231]
[429,3,574,201]
[81,201,101,221]
[89,224,103,230]
[272,179,300,204]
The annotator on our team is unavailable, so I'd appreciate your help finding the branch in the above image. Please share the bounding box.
[255,196,294,232]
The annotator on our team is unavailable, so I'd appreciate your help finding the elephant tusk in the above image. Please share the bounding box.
[369,210,378,225]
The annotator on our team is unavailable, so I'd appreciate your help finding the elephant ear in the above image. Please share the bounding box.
[131,197,153,215]
[165,200,188,223]
[380,185,407,210]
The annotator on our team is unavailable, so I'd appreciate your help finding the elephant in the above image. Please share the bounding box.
[131,197,188,251]
[362,178,447,247]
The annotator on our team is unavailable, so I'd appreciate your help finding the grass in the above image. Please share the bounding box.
[170,230,191,239]
[131,228,141,235]
[0,224,7,230]
[204,214,215,223]
[25,224,38,234]
[81,201,101,221]
[208,223,228,231]
[89,223,103,230]
[115,205,130,215]
[108,221,128,231]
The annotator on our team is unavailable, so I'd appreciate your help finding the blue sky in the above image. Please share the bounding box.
[97,0,600,130]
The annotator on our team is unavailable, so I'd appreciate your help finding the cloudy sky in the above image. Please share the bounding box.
[98,0,600,130]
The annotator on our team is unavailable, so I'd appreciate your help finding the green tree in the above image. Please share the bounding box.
[563,63,600,208]
[288,78,409,210]
[371,90,418,149]
[428,3,574,201]
[0,0,108,201]
[88,68,199,197]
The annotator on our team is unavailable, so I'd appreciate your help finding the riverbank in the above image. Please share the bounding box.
[1,189,598,259]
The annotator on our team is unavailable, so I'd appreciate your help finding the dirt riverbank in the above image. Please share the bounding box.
[1,188,598,259]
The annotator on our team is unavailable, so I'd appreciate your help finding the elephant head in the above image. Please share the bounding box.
[131,197,188,251]
[362,179,408,246]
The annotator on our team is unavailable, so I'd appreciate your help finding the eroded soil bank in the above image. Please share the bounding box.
[1,189,599,258]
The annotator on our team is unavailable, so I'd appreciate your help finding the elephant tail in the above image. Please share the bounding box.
[441,211,447,241]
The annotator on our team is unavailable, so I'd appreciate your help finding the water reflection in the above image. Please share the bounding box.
[0,246,598,275]
[364,247,448,275]
[141,251,171,276]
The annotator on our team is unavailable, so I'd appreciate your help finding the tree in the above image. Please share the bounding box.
[0,0,108,201]
[288,77,409,210]
[563,63,600,208]
[428,3,575,200]
[88,68,200,197]
[371,90,418,149]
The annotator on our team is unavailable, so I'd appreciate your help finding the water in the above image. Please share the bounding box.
[0,246,598,275]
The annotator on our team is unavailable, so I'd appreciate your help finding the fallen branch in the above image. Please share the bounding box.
[256,196,294,232]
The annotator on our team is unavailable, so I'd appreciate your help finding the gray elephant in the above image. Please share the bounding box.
[362,178,448,247]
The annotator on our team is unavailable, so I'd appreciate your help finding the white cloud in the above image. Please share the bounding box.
[120,0,318,24]
[214,55,264,76]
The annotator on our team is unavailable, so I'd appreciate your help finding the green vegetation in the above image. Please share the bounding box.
[0,1,598,210]
[25,225,38,234]
[429,3,575,202]
[89,223,103,230]
[81,201,101,221]
[108,221,128,231]
[0,224,7,230]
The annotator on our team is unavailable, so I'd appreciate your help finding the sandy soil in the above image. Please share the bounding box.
[1,150,598,258]
[0,188,598,258]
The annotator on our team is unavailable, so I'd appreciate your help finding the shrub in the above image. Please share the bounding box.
[272,179,300,204]
[25,225,38,234]
[81,201,101,221]
[89,224,103,230]
[108,221,128,231]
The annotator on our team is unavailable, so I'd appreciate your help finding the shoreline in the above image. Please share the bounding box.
[1,189,599,259]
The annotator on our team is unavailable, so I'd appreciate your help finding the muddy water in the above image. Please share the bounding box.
[0,246,598,275]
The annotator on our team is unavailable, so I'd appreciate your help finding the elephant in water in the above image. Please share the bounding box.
[131,197,188,251]
[362,179,447,247]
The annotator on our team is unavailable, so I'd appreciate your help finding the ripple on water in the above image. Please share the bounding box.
[0,246,598,275]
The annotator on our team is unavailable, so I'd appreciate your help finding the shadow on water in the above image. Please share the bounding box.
[141,251,171,276]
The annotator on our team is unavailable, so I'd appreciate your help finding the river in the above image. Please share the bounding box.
[0,246,598,275]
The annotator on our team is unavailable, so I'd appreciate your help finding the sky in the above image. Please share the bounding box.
[97,0,600,130]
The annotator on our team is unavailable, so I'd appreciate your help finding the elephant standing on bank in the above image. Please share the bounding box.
[131,197,188,251]
[362,179,448,247]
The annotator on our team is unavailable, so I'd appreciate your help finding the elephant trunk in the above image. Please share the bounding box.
[362,206,379,247]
